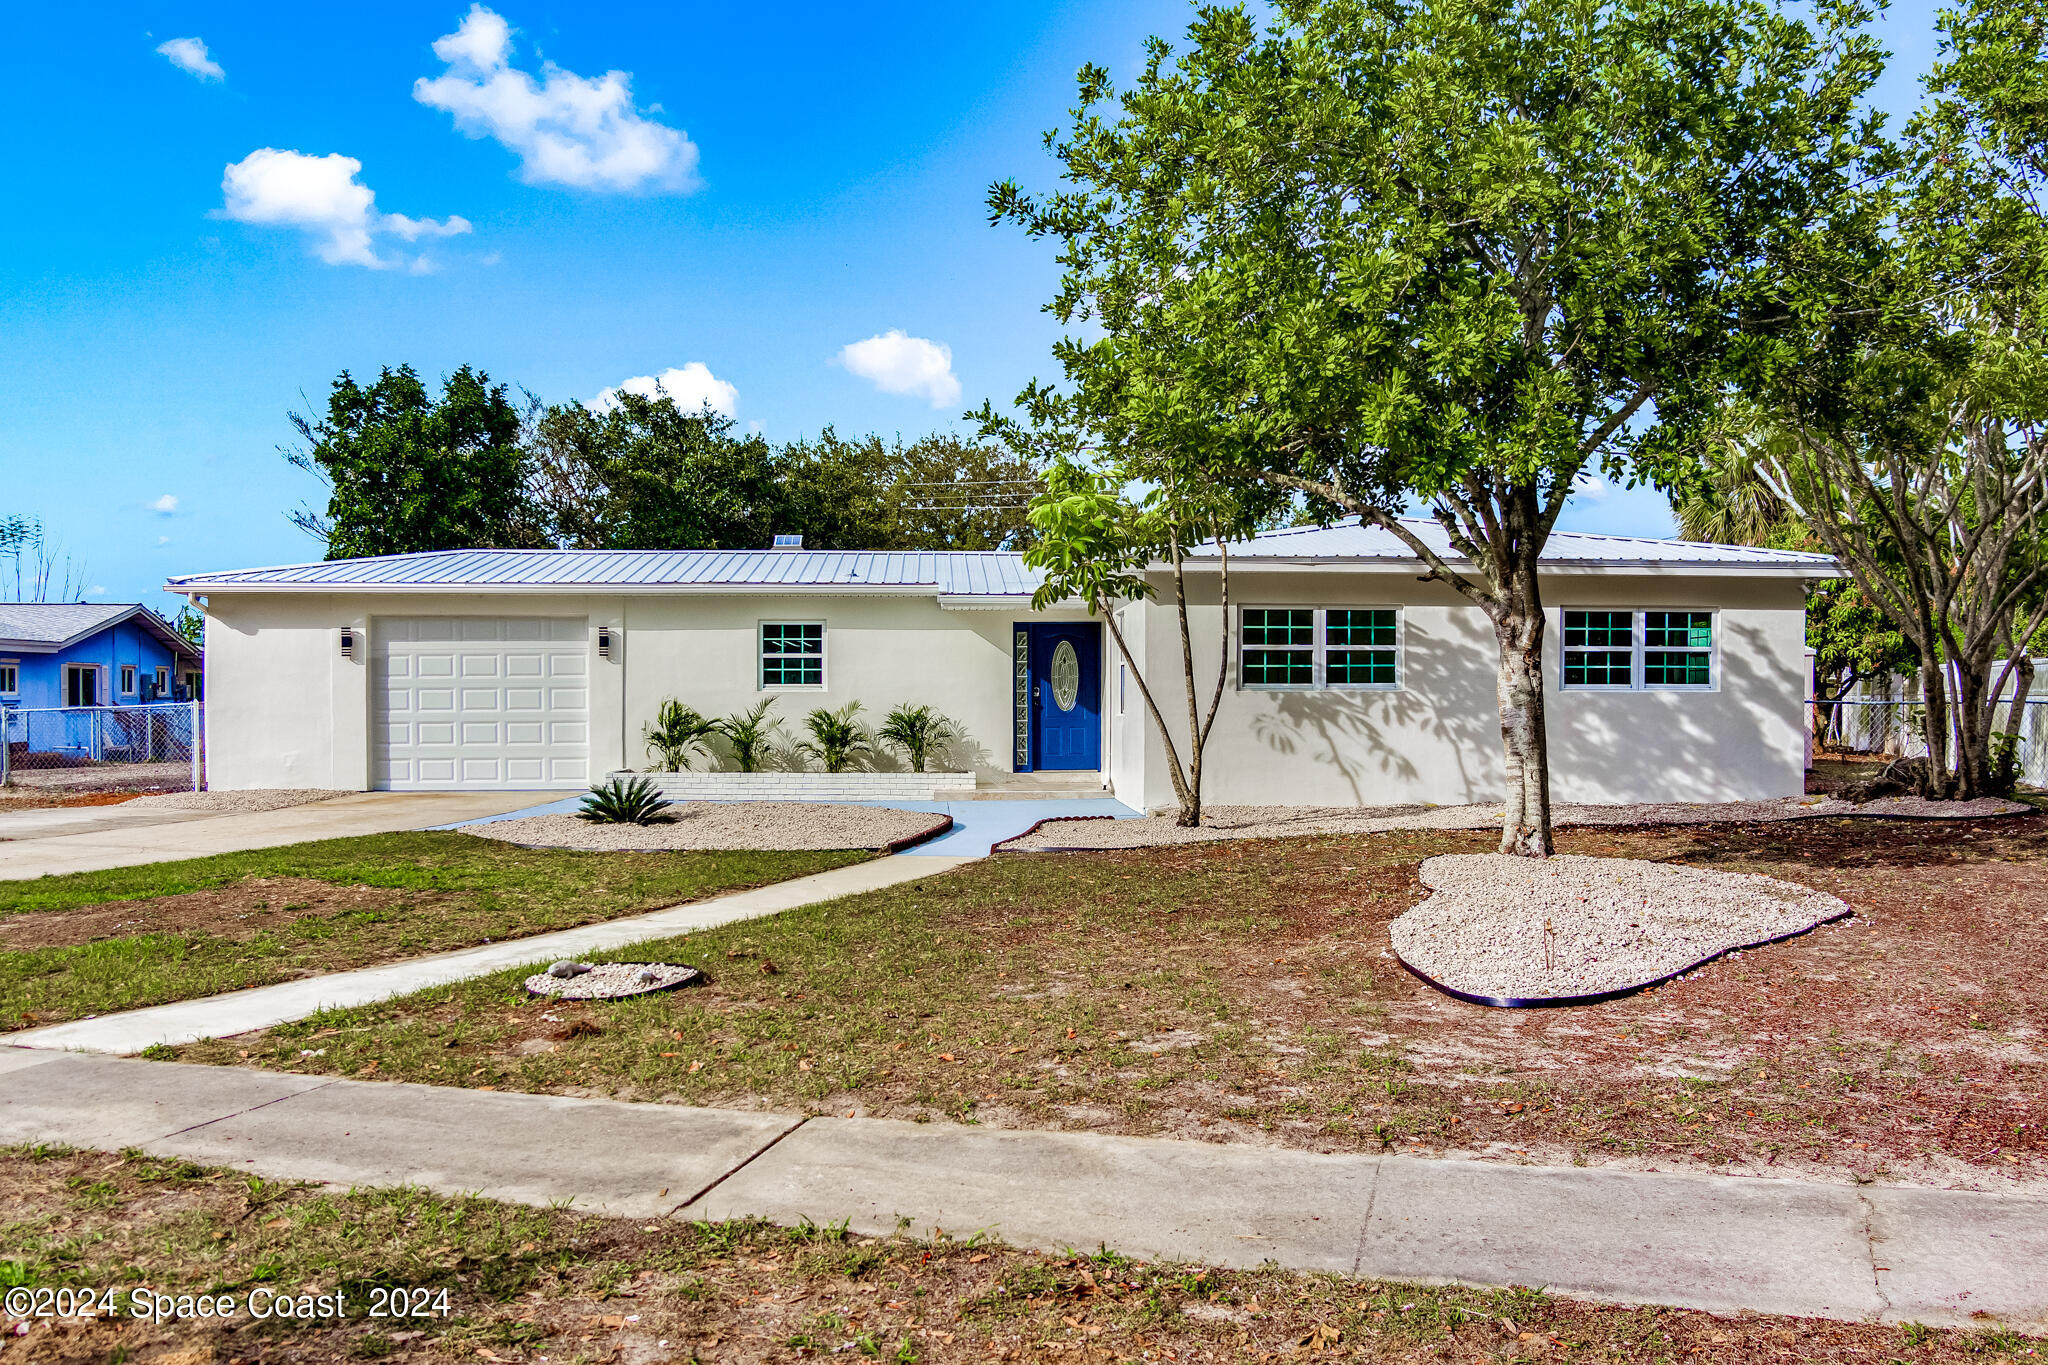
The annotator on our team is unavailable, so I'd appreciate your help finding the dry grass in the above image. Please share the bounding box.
[1,833,866,1028]
[2,1145,2039,1365]
[174,815,2048,1186]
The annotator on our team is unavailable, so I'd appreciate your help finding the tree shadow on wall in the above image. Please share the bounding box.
[1246,613,1500,805]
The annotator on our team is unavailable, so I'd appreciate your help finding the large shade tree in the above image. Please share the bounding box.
[1732,0,2048,798]
[992,0,1881,854]
[289,365,531,559]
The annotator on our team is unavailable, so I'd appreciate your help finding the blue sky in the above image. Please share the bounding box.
[0,1,1946,613]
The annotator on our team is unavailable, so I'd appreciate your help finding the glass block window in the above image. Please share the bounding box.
[1241,608,1316,687]
[1563,610,1635,687]
[1643,611,1714,687]
[1326,609,1399,686]
[1562,610,1716,690]
[760,622,824,688]
[1241,607,1400,690]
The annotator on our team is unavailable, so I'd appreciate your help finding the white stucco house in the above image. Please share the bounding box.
[165,519,1840,810]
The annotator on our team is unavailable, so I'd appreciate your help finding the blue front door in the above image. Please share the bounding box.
[1028,623,1101,771]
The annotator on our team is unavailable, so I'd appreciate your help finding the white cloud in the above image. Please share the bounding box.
[836,330,961,408]
[157,37,224,81]
[1572,470,1613,501]
[596,363,737,418]
[220,149,471,268]
[150,494,179,515]
[156,535,172,547]
[414,5,700,192]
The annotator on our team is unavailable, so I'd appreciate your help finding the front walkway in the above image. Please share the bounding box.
[2,1048,2040,1332]
[0,791,549,880]
[5,855,972,1054]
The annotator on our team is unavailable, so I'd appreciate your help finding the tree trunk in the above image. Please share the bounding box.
[1949,653,2000,800]
[1915,663,1958,800]
[1493,543,1553,857]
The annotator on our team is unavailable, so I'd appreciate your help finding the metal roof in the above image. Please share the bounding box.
[1188,517,1841,572]
[0,602,200,656]
[166,520,1837,597]
[166,548,1047,598]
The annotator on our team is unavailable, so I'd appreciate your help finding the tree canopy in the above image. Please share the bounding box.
[289,365,532,560]
[992,0,1881,852]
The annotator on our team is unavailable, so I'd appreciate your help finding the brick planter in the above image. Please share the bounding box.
[613,771,977,801]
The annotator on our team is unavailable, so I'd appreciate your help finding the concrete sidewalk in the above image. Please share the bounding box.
[6,854,972,1053]
[2,1049,2041,1331]
[0,791,552,881]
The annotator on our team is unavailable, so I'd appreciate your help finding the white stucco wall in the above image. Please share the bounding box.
[199,590,1096,790]
[1119,569,1810,812]
[198,571,1806,803]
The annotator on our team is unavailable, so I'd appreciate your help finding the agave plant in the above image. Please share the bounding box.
[644,699,720,772]
[718,698,782,773]
[878,702,958,773]
[577,775,672,825]
[796,701,873,774]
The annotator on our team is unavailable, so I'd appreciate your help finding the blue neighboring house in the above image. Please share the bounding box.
[0,602,202,712]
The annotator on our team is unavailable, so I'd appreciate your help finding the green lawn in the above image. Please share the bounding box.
[173,818,2048,1184]
[0,832,865,1028]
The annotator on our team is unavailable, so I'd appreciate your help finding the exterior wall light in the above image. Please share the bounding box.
[598,626,614,659]
[340,627,357,660]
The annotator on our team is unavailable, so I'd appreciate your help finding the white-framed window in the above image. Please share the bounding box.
[63,664,100,708]
[1239,606,1401,691]
[184,670,203,701]
[759,621,825,689]
[0,662,17,695]
[120,665,137,695]
[154,666,170,694]
[1561,609,1717,691]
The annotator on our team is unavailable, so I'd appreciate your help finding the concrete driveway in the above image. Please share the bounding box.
[0,791,553,881]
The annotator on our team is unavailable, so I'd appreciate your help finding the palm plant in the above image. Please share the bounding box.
[643,699,719,772]
[718,699,781,772]
[878,702,958,773]
[577,775,672,825]
[796,701,872,773]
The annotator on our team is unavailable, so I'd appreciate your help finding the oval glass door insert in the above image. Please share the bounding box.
[1050,640,1081,711]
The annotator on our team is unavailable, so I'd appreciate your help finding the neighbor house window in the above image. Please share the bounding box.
[63,665,99,708]
[0,664,17,695]
[184,670,203,701]
[760,622,825,688]
[1562,610,1716,690]
[120,666,136,695]
[154,666,170,694]
[1240,607,1401,690]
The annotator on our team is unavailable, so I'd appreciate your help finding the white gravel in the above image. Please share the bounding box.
[466,802,950,851]
[999,794,2033,850]
[120,789,350,814]
[523,962,702,999]
[1390,853,1852,1002]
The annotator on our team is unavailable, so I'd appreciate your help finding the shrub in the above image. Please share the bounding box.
[797,702,873,773]
[878,703,958,773]
[577,775,672,825]
[644,700,720,772]
[719,699,782,773]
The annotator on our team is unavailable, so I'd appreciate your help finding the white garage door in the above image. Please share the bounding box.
[373,617,590,790]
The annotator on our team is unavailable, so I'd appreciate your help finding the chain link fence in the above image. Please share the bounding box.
[1811,697,2048,790]
[0,702,203,794]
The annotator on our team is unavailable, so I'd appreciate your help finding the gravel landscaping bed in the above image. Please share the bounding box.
[121,788,349,813]
[1000,794,2032,849]
[1390,853,1853,1003]
[465,802,950,851]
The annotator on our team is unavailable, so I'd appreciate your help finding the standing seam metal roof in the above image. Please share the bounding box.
[165,520,1837,595]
